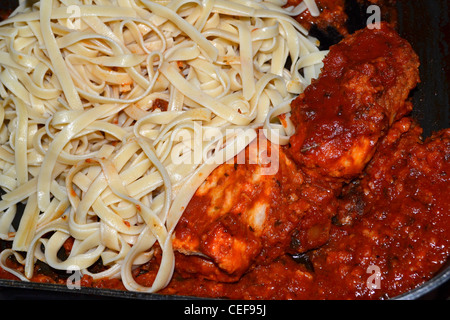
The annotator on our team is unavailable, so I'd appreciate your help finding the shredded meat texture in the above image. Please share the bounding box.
[172,23,422,283]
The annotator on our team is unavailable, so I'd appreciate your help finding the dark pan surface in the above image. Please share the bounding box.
[0,0,448,300]
[397,0,450,137]
[391,0,450,300]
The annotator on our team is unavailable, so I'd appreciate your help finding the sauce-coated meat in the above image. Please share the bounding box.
[1,19,447,301]
[311,118,450,299]
[170,23,422,284]
[161,119,449,299]
[288,22,419,181]
[172,137,315,281]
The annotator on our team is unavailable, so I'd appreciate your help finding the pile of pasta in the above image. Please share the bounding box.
[0,0,326,292]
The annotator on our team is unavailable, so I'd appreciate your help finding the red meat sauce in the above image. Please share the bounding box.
[161,123,448,300]
[0,9,448,301]
[113,25,449,299]
[2,119,447,300]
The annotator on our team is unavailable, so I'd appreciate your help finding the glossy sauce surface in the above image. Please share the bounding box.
[0,6,448,301]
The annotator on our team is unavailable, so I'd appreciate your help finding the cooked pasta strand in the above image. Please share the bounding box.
[0,0,324,293]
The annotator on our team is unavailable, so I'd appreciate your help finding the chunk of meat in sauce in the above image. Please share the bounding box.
[312,118,450,299]
[288,22,419,181]
[173,137,317,281]
[163,119,449,299]
[289,22,419,259]
[172,24,420,283]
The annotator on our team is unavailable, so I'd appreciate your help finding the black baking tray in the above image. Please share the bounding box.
[0,0,449,300]
[386,0,450,299]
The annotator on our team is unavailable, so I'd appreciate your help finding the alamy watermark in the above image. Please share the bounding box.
[60,0,386,295]
[65,3,383,30]
[367,5,382,29]
[366,265,382,290]
[169,123,280,176]
[64,263,383,291]
[66,265,82,290]
[66,5,81,30]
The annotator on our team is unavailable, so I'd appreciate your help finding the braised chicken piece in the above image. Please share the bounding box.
[172,137,325,281]
[173,137,286,282]
[173,135,341,282]
[288,22,419,181]
[164,118,450,300]
[336,117,450,228]
[172,23,420,282]
[288,22,419,256]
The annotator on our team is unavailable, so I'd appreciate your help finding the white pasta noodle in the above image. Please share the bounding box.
[0,0,326,293]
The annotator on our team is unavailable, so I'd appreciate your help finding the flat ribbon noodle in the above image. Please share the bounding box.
[0,0,325,292]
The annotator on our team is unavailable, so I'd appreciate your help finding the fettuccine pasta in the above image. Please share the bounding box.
[0,0,326,292]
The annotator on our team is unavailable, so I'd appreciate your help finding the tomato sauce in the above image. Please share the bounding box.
[156,120,449,300]
[5,119,442,300]
[0,3,448,301]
